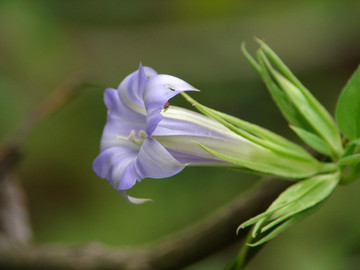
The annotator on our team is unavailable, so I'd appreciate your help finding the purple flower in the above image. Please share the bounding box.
[92,64,249,203]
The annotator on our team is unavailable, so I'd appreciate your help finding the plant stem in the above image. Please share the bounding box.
[225,227,265,270]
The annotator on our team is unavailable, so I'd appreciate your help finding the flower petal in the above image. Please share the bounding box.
[143,75,199,135]
[111,155,138,190]
[101,88,146,151]
[92,147,138,189]
[118,65,157,108]
[104,87,145,120]
[134,137,186,179]
[93,147,122,179]
[155,134,252,165]
[154,106,238,139]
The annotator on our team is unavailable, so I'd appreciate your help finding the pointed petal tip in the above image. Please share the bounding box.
[128,196,154,205]
[118,190,153,205]
[188,86,200,92]
[138,62,145,74]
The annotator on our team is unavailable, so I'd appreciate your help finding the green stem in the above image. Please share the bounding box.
[225,227,265,270]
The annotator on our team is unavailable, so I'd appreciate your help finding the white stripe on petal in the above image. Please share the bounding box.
[134,137,186,179]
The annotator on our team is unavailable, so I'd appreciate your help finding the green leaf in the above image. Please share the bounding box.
[339,139,360,185]
[249,206,318,247]
[290,125,333,157]
[238,174,328,232]
[340,162,360,185]
[339,154,360,166]
[242,43,313,132]
[257,38,341,147]
[255,50,314,132]
[347,138,360,147]
[341,138,360,159]
[249,41,343,158]
[241,42,262,73]
[263,172,339,226]
[239,171,340,245]
[255,38,305,90]
[336,65,360,140]
[258,51,342,158]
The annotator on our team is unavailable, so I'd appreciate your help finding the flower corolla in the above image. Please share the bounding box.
[92,64,249,203]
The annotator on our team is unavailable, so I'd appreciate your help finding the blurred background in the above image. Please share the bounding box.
[1,0,360,269]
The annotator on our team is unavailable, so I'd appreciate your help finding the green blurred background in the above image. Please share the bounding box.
[1,1,360,269]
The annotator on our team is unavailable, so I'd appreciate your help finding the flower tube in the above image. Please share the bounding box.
[92,64,334,204]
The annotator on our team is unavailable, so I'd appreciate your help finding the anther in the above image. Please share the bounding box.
[127,130,136,141]
[138,130,146,139]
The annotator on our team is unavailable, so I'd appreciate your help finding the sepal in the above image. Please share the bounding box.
[182,92,337,179]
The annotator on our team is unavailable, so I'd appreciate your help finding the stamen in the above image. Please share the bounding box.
[138,130,147,139]
[116,129,145,146]
[116,135,129,141]
[128,129,136,141]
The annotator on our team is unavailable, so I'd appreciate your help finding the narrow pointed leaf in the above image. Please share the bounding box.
[255,38,305,90]
[336,65,360,140]
[249,206,318,247]
[270,68,341,158]
[348,138,360,147]
[340,163,360,185]
[240,172,340,243]
[339,154,360,166]
[238,179,313,231]
[290,125,333,157]
[268,171,339,212]
[241,43,262,73]
[274,172,339,216]
[256,51,314,132]
[257,43,343,157]
[258,38,342,142]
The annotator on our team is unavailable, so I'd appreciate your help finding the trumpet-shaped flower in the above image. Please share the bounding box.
[93,64,334,204]
[92,64,249,203]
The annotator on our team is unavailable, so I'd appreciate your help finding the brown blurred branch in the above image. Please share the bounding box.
[0,77,87,178]
[0,178,290,270]
[0,173,32,251]
[0,77,89,251]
